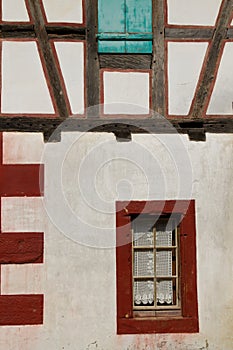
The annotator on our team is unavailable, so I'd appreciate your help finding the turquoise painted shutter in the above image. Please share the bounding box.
[98,0,125,33]
[126,0,152,53]
[98,0,126,53]
[98,0,152,53]
[126,0,152,33]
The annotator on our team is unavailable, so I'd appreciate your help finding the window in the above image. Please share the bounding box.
[97,0,153,53]
[116,200,199,334]
[133,217,179,310]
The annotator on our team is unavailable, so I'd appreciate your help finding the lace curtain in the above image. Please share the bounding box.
[133,220,173,306]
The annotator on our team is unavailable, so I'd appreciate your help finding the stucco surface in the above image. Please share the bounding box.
[0,132,232,350]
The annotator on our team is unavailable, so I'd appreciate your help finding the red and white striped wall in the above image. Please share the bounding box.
[0,132,44,325]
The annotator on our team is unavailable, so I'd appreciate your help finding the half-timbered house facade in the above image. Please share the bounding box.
[0,1,232,349]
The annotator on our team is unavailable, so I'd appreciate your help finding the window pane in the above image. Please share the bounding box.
[156,280,173,305]
[156,251,173,276]
[133,231,153,247]
[156,229,173,247]
[132,217,179,310]
[134,250,154,276]
[134,280,154,306]
[133,218,154,246]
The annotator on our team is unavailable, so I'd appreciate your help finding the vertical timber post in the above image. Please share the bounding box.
[152,0,165,117]
[86,0,100,118]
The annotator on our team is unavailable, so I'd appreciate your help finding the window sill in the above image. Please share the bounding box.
[117,316,199,334]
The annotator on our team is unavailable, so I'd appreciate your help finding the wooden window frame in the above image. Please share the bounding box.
[116,200,199,334]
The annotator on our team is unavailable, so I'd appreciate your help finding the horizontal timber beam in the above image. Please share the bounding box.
[165,27,214,40]
[0,24,86,39]
[3,25,233,40]
[0,117,232,142]
[2,24,233,41]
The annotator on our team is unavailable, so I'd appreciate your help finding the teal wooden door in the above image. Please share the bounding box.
[98,0,152,53]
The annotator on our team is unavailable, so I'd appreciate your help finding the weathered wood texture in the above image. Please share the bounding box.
[99,54,152,69]
[46,26,86,40]
[26,0,70,118]
[0,24,35,38]
[190,0,233,118]
[2,24,233,40]
[227,28,233,38]
[0,117,233,142]
[152,0,165,116]
[0,24,86,39]
[165,28,214,40]
[86,0,100,117]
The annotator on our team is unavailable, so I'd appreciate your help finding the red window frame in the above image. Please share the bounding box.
[116,200,199,334]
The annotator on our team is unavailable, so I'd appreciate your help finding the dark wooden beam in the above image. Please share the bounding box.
[99,54,152,69]
[2,23,233,40]
[227,28,233,38]
[152,0,165,116]
[0,23,86,38]
[0,117,233,141]
[0,24,35,38]
[86,0,100,118]
[47,33,86,40]
[26,0,69,119]
[46,25,86,40]
[190,0,233,118]
[165,27,214,40]
[3,23,233,40]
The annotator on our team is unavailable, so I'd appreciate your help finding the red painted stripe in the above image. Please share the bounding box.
[0,232,43,264]
[0,295,43,325]
[0,133,2,164]
[0,164,44,196]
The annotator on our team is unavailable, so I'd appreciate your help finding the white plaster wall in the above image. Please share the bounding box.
[168,42,208,115]
[207,43,233,114]
[103,72,150,115]
[0,132,232,350]
[167,0,222,25]
[54,42,85,115]
[42,0,83,23]
[2,0,29,22]
[1,41,55,114]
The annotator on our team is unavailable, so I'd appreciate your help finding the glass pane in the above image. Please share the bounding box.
[134,280,154,306]
[156,280,173,305]
[134,250,154,276]
[132,218,154,246]
[156,250,172,276]
[156,223,173,247]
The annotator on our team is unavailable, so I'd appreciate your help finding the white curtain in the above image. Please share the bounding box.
[133,223,173,306]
